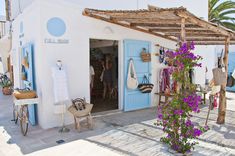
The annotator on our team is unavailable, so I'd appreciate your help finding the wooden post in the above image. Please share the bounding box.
[180,17,186,44]
[5,0,10,21]
[217,37,230,124]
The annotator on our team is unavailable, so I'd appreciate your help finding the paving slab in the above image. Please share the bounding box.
[0,92,235,155]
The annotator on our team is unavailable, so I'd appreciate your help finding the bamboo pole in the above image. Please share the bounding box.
[217,37,230,124]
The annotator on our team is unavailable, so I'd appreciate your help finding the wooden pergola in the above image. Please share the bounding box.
[83,6,235,124]
[83,6,235,45]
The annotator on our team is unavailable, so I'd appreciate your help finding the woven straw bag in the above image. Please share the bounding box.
[140,48,151,62]
[13,90,37,99]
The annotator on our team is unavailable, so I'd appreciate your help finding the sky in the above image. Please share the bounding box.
[0,0,5,16]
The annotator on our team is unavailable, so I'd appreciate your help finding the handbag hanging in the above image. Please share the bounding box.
[140,48,151,62]
[127,59,139,90]
[212,67,227,86]
[138,75,154,93]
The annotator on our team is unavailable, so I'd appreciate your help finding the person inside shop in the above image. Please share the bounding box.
[90,65,95,95]
[101,60,113,99]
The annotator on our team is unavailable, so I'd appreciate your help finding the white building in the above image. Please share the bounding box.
[4,0,234,129]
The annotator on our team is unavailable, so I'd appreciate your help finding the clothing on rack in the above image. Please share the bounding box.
[159,68,177,93]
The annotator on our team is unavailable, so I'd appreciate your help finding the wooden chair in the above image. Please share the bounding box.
[68,104,94,131]
[155,92,173,107]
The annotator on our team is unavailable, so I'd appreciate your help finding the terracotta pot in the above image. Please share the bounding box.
[2,87,12,95]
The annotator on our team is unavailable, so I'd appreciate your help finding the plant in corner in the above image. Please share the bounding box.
[157,42,209,155]
[0,73,12,95]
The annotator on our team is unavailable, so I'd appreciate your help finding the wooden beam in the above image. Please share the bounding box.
[186,37,226,41]
[181,18,186,42]
[165,32,223,37]
[5,0,10,21]
[175,10,233,37]
[83,11,178,42]
[194,41,235,45]
[217,37,230,124]
[149,28,209,32]
[110,16,182,24]
[130,23,199,28]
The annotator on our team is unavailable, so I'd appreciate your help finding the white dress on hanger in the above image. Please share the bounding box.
[51,67,70,114]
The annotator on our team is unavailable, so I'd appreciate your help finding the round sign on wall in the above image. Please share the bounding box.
[47,17,66,37]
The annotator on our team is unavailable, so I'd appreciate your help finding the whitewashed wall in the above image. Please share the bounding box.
[11,0,226,129]
[12,0,177,129]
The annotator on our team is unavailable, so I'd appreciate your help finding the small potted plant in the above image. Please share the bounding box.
[0,73,12,95]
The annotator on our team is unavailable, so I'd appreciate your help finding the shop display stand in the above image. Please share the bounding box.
[58,103,70,133]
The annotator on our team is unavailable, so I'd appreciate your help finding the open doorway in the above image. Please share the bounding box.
[90,39,119,113]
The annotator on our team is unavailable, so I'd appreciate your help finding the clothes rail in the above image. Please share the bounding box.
[154,44,176,56]
[155,44,176,51]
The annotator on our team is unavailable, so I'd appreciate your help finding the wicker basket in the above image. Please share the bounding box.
[140,49,151,62]
[68,103,93,117]
[13,90,37,99]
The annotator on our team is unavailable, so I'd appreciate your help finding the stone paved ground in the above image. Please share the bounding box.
[0,92,235,156]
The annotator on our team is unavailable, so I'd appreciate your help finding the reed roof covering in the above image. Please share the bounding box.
[83,6,235,45]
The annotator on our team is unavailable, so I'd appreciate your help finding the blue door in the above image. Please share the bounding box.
[22,43,37,125]
[227,52,235,92]
[124,39,151,111]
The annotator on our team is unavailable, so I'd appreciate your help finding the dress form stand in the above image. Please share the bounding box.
[56,60,70,133]
[58,101,70,133]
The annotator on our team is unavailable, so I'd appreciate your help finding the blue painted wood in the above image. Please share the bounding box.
[227,52,235,92]
[22,43,37,125]
[124,39,151,111]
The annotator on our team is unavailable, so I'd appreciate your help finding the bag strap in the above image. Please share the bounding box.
[129,59,137,79]
[142,75,150,84]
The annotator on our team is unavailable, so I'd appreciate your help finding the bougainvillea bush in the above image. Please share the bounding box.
[157,42,208,154]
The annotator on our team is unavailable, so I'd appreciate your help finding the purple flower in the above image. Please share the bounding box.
[179,43,188,53]
[183,94,201,113]
[174,109,184,115]
[186,119,193,127]
[204,125,210,131]
[193,128,202,137]
[189,41,195,50]
[158,114,163,119]
[165,50,175,59]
